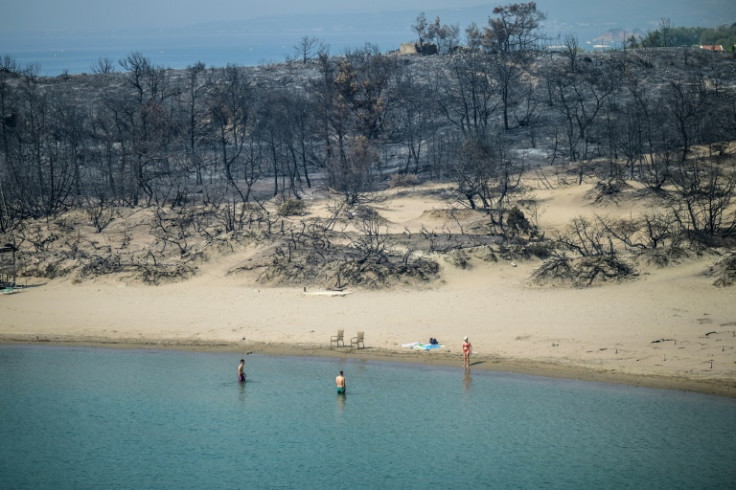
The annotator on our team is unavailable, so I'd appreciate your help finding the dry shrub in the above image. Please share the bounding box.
[20,257,78,279]
[445,249,472,269]
[533,254,637,288]
[497,240,553,261]
[505,207,532,233]
[277,198,307,217]
[470,244,498,263]
[639,244,690,268]
[336,256,440,289]
[78,254,125,277]
[253,244,440,289]
[419,208,480,222]
[587,179,631,204]
[389,173,419,188]
[136,261,196,285]
[350,205,386,223]
[708,253,736,287]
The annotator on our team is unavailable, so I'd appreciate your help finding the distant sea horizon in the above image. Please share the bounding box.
[5,1,734,77]
[1,31,407,77]
[1,4,651,77]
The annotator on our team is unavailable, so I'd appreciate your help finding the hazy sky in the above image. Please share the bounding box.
[5,0,735,33]
[5,0,490,32]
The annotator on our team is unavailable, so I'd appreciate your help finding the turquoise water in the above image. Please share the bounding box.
[1,346,735,489]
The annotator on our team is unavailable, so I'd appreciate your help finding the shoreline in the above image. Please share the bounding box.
[3,334,735,399]
[2,180,735,403]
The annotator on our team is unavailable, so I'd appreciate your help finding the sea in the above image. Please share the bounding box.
[0,32,405,77]
[1,345,735,489]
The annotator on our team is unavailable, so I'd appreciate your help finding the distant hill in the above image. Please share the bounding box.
[590,28,646,47]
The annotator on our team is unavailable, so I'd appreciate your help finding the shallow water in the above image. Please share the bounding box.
[1,345,735,489]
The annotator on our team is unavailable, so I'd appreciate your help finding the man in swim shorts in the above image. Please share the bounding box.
[238,359,246,382]
[336,370,346,394]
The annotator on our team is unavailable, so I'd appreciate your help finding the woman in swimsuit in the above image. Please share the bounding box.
[462,336,472,369]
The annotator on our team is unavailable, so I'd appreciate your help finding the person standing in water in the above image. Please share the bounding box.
[237,359,246,382]
[462,336,472,369]
[336,370,346,394]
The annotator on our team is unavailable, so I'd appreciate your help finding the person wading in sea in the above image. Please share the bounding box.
[237,359,246,383]
[336,371,346,394]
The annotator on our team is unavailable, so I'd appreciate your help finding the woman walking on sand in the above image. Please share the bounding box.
[462,336,472,369]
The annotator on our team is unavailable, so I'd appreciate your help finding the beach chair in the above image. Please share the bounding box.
[350,331,365,350]
[330,329,345,348]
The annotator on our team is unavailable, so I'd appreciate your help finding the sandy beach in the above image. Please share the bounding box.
[1,181,735,397]
[2,260,735,396]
